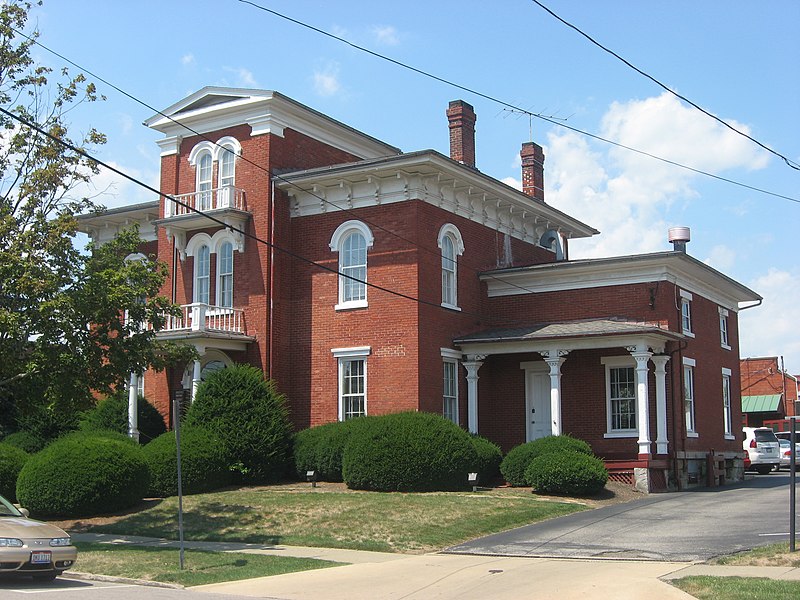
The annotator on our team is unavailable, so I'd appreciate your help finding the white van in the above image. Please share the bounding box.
[742,427,780,474]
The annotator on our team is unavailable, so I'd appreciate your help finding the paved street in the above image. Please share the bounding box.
[446,470,799,561]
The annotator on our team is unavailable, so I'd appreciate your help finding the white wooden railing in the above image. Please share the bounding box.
[162,303,246,334]
[164,186,246,217]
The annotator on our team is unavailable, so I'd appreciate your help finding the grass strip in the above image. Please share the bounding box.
[712,543,800,568]
[72,541,339,587]
[87,488,584,553]
[671,576,800,600]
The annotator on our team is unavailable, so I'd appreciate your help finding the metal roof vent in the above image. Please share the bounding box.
[668,227,691,253]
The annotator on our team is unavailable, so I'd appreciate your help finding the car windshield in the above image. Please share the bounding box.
[0,494,23,517]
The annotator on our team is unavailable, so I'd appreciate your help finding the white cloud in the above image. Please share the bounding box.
[546,93,771,259]
[372,25,400,46]
[703,245,736,272]
[502,176,521,191]
[223,67,257,88]
[69,161,160,209]
[740,268,800,374]
[181,53,195,66]
[313,62,342,97]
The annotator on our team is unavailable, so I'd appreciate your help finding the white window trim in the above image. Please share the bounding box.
[332,346,370,421]
[601,356,638,438]
[216,240,234,308]
[193,244,211,305]
[680,290,694,338]
[442,356,459,425]
[683,357,697,436]
[722,367,734,439]
[438,223,465,311]
[719,307,731,350]
[330,220,374,311]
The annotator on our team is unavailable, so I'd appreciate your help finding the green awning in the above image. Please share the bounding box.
[742,394,782,413]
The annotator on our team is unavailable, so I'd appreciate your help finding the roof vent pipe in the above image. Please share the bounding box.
[668,227,691,252]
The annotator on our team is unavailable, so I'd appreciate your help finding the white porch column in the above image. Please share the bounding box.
[541,351,567,436]
[463,355,486,435]
[652,355,670,455]
[630,346,653,456]
[128,372,140,443]
[191,359,202,403]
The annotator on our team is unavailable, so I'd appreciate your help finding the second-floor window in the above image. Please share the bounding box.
[330,220,373,310]
[680,290,693,337]
[218,241,234,308]
[719,307,730,349]
[197,152,213,210]
[219,147,236,188]
[438,224,464,310]
[195,244,210,304]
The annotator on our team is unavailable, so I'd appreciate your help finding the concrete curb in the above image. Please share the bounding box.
[66,571,184,589]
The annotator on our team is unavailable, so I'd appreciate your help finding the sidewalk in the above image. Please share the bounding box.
[71,533,800,600]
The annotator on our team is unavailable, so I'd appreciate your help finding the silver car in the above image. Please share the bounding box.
[0,494,77,581]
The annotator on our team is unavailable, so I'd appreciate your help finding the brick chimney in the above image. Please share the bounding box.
[447,100,476,167]
[521,141,545,202]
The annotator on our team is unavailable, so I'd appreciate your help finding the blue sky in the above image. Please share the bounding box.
[29,1,800,372]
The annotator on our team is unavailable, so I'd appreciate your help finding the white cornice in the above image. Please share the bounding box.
[276,151,598,244]
[482,252,761,310]
[146,87,400,160]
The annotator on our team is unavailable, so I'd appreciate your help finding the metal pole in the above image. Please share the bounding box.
[173,396,186,569]
[791,416,797,552]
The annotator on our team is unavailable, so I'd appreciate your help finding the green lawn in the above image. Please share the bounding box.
[84,486,585,554]
[72,542,338,587]
[671,576,800,600]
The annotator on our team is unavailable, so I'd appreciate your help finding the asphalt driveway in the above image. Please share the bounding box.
[446,471,799,561]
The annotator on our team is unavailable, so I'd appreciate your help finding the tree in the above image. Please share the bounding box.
[0,1,191,436]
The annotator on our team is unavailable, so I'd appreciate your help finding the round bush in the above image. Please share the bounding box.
[0,443,29,502]
[293,418,371,482]
[143,427,232,497]
[15,432,150,517]
[342,412,479,492]
[525,452,609,496]
[470,435,503,486]
[185,364,293,483]
[79,392,166,444]
[500,435,593,487]
[2,431,46,454]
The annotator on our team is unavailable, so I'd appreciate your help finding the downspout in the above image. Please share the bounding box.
[268,179,275,381]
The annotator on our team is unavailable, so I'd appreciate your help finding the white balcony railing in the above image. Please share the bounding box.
[164,186,246,217]
[162,303,246,335]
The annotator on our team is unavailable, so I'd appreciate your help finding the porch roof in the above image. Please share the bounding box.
[741,394,782,413]
[453,317,683,355]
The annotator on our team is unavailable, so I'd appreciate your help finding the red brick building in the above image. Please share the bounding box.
[740,356,799,428]
[80,88,761,491]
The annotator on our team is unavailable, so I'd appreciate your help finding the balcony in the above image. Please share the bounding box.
[155,186,250,257]
[157,303,254,351]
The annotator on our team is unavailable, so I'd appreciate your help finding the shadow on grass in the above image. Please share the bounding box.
[87,502,284,546]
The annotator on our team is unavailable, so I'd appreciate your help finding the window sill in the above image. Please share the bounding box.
[604,431,638,439]
[721,344,731,351]
[335,300,368,311]
[724,434,736,440]
[686,432,699,438]
[440,303,462,312]
[682,330,696,338]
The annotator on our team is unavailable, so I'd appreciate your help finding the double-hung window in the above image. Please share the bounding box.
[218,241,234,308]
[332,347,370,421]
[438,224,464,310]
[719,307,730,349]
[602,357,637,437]
[722,367,733,438]
[194,244,210,304]
[330,221,373,310]
[684,357,697,436]
[197,152,213,211]
[680,290,694,337]
[441,349,462,424]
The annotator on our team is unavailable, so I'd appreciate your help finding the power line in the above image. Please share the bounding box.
[530,0,800,171]
[237,0,799,203]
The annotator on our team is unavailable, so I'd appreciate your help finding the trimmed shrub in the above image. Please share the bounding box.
[342,412,479,492]
[293,418,371,482]
[2,431,45,454]
[185,364,292,483]
[525,451,609,496]
[79,391,166,444]
[15,431,149,517]
[469,435,503,486]
[500,435,593,487]
[0,443,29,502]
[143,427,232,497]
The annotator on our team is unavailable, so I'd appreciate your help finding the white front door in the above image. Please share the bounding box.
[525,369,552,441]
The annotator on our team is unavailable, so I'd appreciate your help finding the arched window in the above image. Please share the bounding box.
[217,241,234,308]
[219,146,236,188]
[438,224,464,310]
[194,244,210,304]
[197,152,213,210]
[330,221,374,310]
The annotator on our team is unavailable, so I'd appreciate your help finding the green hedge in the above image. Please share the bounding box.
[185,364,293,483]
[342,412,479,492]
[142,427,232,497]
[2,431,45,454]
[79,391,166,444]
[525,451,608,496]
[469,435,503,486]
[0,443,29,502]
[15,432,150,517]
[500,435,593,486]
[293,418,371,482]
